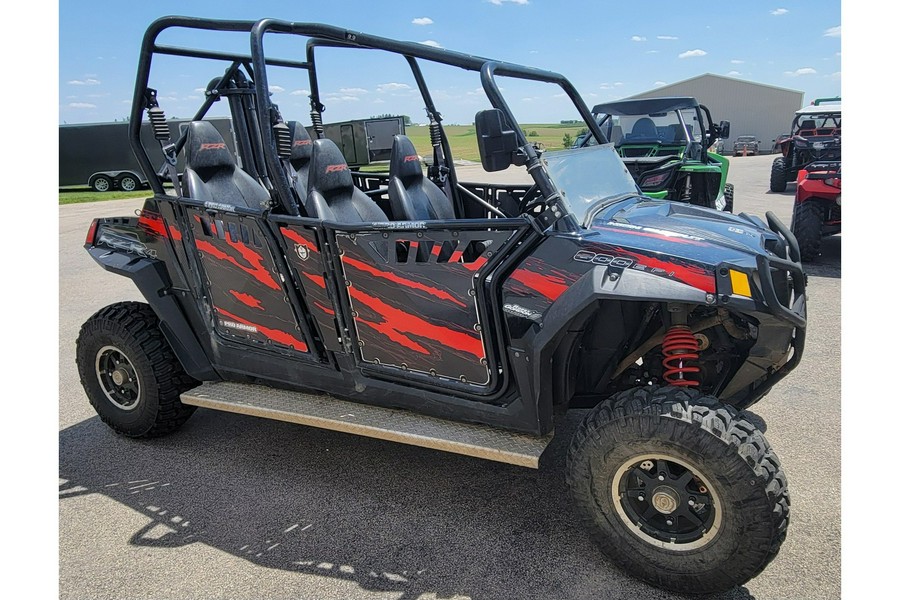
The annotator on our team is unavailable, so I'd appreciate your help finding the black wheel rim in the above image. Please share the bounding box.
[612,453,722,551]
[95,345,142,410]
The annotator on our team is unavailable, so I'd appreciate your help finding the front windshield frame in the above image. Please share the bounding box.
[542,143,642,228]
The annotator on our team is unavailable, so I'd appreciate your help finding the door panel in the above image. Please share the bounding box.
[279,224,343,353]
[334,229,516,386]
[186,207,309,353]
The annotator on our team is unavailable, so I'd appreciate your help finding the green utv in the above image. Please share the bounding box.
[578,97,733,212]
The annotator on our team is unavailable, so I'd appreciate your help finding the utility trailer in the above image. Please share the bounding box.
[317,116,405,166]
[59,117,236,192]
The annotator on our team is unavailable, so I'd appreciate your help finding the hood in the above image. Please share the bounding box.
[582,198,786,268]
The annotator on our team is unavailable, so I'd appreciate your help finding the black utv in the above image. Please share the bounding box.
[770,98,841,192]
[75,16,806,595]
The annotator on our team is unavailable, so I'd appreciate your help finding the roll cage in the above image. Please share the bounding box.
[128,16,608,232]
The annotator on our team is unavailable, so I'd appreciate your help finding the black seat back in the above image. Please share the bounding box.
[306,139,388,222]
[387,135,454,221]
[183,121,270,211]
[287,121,313,204]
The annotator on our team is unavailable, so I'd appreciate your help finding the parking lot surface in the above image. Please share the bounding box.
[59,154,839,599]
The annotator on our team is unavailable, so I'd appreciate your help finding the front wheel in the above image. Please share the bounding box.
[76,302,198,437]
[770,157,788,192]
[566,386,789,594]
[791,200,825,262]
[724,183,734,213]
[116,173,140,192]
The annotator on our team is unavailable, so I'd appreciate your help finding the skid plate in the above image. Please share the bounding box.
[181,382,552,468]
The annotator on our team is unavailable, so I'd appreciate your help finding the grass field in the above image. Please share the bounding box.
[58,123,587,203]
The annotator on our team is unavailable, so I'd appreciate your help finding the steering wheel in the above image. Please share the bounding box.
[518,184,542,212]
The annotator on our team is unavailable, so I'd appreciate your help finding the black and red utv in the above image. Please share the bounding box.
[791,160,841,261]
[75,16,806,595]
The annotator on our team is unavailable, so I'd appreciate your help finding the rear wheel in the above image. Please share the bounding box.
[89,174,113,193]
[770,157,787,192]
[76,302,198,437]
[566,386,789,594]
[791,200,825,262]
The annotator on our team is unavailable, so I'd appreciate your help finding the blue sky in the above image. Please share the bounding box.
[59,0,842,126]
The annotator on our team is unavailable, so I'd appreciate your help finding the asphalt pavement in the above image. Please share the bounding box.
[58,153,840,600]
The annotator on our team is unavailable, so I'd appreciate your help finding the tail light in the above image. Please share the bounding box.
[85,219,100,246]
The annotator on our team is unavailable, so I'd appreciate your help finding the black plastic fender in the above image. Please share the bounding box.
[87,247,220,381]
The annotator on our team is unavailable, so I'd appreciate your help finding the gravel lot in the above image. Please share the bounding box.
[59,153,840,600]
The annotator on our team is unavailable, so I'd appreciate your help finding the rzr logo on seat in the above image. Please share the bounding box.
[325,164,348,173]
[404,155,419,162]
[294,140,312,146]
[200,143,227,150]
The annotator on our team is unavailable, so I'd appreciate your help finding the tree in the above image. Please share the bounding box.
[562,133,573,148]
[371,113,412,126]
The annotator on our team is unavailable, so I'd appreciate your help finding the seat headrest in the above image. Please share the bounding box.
[288,121,313,162]
[389,135,423,182]
[308,139,352,194]
[185,121,234,170]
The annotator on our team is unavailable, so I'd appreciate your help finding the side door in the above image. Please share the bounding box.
[327,222,524,391]
[181,203,311,355]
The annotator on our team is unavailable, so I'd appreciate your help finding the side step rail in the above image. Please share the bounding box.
[181,382,552,468]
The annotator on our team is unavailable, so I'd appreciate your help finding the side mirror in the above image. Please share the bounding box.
[718,120,731,139]
[475,109,519,172]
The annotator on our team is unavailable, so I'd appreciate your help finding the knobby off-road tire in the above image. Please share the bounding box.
[565,386,789,595]
[791,200,825,262]
[76,302,199,437]
[770,157,788,192]
[724,183,734,213]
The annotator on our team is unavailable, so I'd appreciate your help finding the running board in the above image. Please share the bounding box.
[181,382,552,468]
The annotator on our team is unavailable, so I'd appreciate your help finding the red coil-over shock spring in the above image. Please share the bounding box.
[661,325,701,387]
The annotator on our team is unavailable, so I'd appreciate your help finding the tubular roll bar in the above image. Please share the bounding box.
[129,15,605,222]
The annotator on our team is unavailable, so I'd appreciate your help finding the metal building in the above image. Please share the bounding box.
[627,74,804,154]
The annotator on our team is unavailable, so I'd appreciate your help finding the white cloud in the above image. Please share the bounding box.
[731,59,745,64]
[488,0,528,4]
[269,85,285,93]
[824,25,841,37]
[631,36,647,42]
[412,17,433,25]
[784,67,817,76]
[657,35,678,40]
[290,89,310,96]
[770,8,788,16]
[646,50,659,54]
[728,71,742,76]
[68,78,101,86]
[194,87,207,93]
[678,49,707,58]
[654,81,667,87]
[420,40,442,48]
[68,102,97,108]
[339,87,368,95]
[830,71,842,81]
[377,82,412,92]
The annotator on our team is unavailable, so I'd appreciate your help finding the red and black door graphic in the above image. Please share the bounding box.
[279,224,342,353]
[186,207,308,353]
[334,229,515,386]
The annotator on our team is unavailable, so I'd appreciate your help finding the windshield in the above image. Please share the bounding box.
[543,143,641,227]
[737,136,757,142]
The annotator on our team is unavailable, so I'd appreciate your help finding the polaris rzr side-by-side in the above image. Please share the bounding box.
[575,97,734,212]
[75,17,806,595]
[770,97,841,192]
